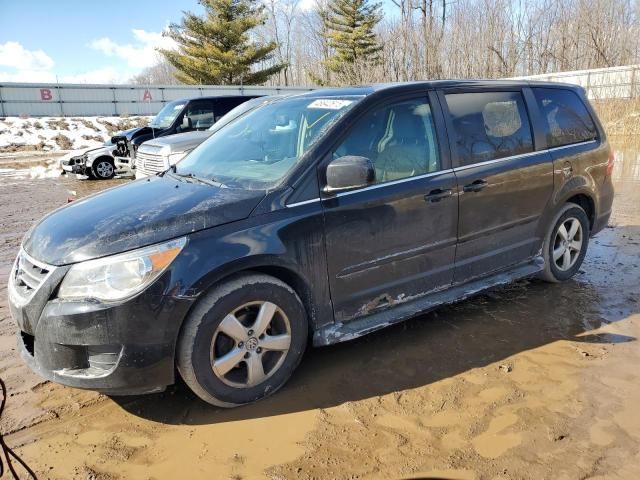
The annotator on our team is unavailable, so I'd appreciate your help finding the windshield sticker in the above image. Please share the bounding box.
[174,104,185,110]
[308,99,353,110]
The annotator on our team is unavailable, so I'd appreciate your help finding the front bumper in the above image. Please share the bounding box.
[61,159,87,175]
[10,275,195,395]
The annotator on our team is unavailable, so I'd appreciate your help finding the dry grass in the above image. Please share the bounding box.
[82,134,105,143]
[52,134,73,150]
[96,117,148,136]
[0,142,48,153]
[46,119,70,131]
[592,98,640,138]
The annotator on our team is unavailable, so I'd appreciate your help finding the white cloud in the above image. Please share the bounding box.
[0,41,54,71]
[0,41,56,82]
[90,29,176,69]
[59,67,128,84]
[0,32,173,84]
[298,0,316,11]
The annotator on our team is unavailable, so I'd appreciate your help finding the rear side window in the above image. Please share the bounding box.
[185,102,215,129]
[445,91,533,166]
[214,98,250,122]
[533,88,598,148]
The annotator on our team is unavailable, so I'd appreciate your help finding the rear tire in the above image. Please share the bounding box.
[177,273,308,407]
[540,202,590,283]
[91,157,115,180]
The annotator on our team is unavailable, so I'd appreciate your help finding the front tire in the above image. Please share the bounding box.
[92,157,115,180]
[540,202,590,283]
[177,273,308,407]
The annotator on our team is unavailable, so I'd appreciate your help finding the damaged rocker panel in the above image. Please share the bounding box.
[313,257,544,346]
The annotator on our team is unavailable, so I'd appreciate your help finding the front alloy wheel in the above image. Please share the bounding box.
[211,301,291,388]
[92,159,115,180]
[177,274,308,407]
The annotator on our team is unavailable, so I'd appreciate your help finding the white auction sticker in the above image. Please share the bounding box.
[308,99,353,110]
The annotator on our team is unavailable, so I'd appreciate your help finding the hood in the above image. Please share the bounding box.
[141,130,212,154]
[23,176,265,266]
[61,145,107,160]
[111,126,159,143]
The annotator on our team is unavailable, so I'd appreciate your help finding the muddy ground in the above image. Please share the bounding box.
[0,145,639,480]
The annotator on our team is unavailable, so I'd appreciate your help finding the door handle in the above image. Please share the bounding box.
[462,179,488,193]
[424,188,453,203]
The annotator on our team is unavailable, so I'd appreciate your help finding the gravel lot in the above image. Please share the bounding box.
[1,144,639,480]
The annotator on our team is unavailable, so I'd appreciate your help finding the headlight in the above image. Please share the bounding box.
[168,151,190,165]
[58,237,186,302]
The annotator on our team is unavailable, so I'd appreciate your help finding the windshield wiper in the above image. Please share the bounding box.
[172,170,222,187]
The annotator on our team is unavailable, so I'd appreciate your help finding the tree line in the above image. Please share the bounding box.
[131,0,640,86]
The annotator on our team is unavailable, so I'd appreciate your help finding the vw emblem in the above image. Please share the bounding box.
[245,337,259,351]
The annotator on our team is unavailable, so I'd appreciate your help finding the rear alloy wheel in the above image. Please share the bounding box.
[92,158,115,180]
[540,202,590,282]
[177,274,308,407]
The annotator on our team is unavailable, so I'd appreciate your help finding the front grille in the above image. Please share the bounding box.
[136,151,167,176]
[10,250,54,303]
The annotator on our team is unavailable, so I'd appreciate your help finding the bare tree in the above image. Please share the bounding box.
[249,0,640,86]
[130,58,180,85]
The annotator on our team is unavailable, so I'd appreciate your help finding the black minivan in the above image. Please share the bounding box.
[9,81,614,407]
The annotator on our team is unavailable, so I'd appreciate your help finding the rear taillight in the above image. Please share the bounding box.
[606,149,615,177]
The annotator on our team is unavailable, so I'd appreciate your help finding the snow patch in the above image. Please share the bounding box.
[0,116,151,152]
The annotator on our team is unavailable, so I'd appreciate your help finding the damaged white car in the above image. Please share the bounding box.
[59,145,119,180]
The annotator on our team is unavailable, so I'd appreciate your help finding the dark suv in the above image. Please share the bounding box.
[112,95,260,175]
[8,81,614,407]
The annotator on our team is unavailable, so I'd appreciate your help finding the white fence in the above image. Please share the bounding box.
[2,66,638,117]
[0,83,315,117]
[514,64,640,100]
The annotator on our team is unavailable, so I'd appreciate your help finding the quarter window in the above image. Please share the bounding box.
[533,88,598,148]
[333,98,440,184]
[445,91,533,166]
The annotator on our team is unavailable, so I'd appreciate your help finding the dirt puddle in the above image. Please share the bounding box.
[1,146,639,479]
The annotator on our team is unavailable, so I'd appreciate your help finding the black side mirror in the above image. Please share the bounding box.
[324,155,375,194]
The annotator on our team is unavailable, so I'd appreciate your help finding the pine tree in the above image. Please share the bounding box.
[323,0,382,85]
[160,0,285,85]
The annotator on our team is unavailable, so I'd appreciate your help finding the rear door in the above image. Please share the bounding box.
[440,88,554,283]
[321,92,458,322]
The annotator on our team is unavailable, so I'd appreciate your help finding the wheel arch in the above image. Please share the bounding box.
[176,258,319,351]
[564,193,595,230]
[86,154,114,168]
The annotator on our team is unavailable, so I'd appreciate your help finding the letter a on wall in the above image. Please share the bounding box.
[40,88,53,101]
[143,89,152,102]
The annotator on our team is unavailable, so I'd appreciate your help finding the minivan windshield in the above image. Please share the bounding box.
[175,96,362,189]
[150,100,185,129]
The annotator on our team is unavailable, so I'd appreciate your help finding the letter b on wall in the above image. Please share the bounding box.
[40,88,53,101]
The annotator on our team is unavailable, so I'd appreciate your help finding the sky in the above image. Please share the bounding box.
[0,0,203,83]
[0,0,392,85]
